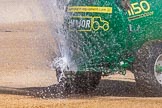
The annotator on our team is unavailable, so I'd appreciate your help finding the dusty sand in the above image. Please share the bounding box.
[0,22,57,88]
[1,94,162,108]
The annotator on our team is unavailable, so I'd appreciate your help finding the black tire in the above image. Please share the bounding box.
[133,41,162,96]
[56,69,101,95]
[74,72,101,94]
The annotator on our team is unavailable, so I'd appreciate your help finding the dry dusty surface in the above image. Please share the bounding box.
[1,22,162,108]
[1,95,162,108]
[0,22,58,88]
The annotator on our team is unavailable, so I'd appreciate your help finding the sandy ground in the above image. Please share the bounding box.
[1,95,162,108]
[0,22,57,88]
[0,0,45,23]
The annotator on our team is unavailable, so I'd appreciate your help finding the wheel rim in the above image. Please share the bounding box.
[154,54,162,84]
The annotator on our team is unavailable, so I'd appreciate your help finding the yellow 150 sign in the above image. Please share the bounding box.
[128,1,151,16]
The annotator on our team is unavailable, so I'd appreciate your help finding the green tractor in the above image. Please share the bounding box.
[53,0,162,96]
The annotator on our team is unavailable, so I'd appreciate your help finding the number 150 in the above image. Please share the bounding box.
[128,1,151,16]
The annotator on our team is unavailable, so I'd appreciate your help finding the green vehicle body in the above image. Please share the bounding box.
[63,0,162,75]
